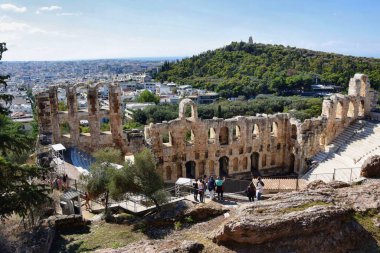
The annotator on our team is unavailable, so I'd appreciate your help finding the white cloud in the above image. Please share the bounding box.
[0,16,45,33]
[36,5,62,14]
[57,12,82,16]
[0,3,27,13]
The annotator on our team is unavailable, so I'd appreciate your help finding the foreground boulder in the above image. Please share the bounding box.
[361,155,380,178]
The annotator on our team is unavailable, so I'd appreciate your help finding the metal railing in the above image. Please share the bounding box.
[308,167,361,183]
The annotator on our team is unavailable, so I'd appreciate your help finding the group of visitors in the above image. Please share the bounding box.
[51,174,69,191]
[246,176,265,202]
[192,176,226,202]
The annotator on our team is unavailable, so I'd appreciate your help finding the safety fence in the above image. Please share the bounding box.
[307,167,361,183]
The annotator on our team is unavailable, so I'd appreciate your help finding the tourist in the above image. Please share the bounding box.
[215,176,225,201]
[256,177,265,200]
[84,192,91,210]
[62,174,67,190]
[193,179,198,201]
[246,182,256,202]
[198,178,205,203]
[208,176,216,200]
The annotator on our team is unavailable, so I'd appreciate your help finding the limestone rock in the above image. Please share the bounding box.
[178,240,204,253]
[327,180,350,189]
[184,202,228,221]
[361,155,380,178]
[305,180,330,190]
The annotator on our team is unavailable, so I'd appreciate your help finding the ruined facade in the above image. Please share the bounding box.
[36,74,377,182]
[35,83,144,154]
[145,74,377,182]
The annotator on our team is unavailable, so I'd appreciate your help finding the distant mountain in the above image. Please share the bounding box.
[154,42,380,97]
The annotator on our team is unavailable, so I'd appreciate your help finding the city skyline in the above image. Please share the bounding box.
[1,0,380,61]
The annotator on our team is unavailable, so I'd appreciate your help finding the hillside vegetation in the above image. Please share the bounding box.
[155,42,380,97]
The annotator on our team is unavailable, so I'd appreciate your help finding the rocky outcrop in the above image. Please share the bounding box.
[184,202,228,221]
[361,155,380,178]
[212,180,380,253]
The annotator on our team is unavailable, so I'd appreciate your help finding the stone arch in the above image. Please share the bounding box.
[358,100,365,117]
[242,157,248,171]
[252,124,260,139]
[185,161,196,179]
[270,153,276,166]
[291,124,297,140]
[347,100,355,118]
[336,101,344,119]
[199,161,205,177]
[179,98,198,120]
[208,127,216,144]
[219,127,229,145]
[219,156,229,177]
[209,160,215,176]
[176,163,182,178]
[271,122,278,137]
[233,125,241,140]
[320,134,326,146]
[165,166,172,181]
[251,152,259,173]
[233,157,238,171]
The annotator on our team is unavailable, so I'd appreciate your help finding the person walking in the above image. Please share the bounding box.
[246,182,256,202]
[198,178,205,203]
[208,176,216,200]
[193,179,199,201]
[256,177,265,200]
[215,176,225,201]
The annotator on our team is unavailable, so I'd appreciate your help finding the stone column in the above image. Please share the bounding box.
[66,86,79,145]
[35,91,53,135]
[87,86,100,148]
[109,83,126,151]
[49,86,60,143]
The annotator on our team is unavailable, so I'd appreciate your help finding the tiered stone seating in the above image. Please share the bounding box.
[304,120,380,182]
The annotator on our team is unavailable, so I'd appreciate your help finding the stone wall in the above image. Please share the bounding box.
[145,74,377,182]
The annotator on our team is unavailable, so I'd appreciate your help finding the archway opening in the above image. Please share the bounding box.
[209,160,215,176]
[185,161,196,179]
[185,129,195,145]
[252,124,259,139]
[176,163,182,178]
[251,152,259,173]
[271,122,278,137]
[208,128,216,144]
[358,100,365,117]
[76,87,88,111]
[336,101,343,119]
[262,154,267,168]
[233,125,241,141]
[347,101,355,118]
[219,127,229,145]
[219,156,229,177]
[242,157,248,171]
[162,130,173,146]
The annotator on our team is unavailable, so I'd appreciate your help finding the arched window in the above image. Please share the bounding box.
[185,129,195,145]
[262,154,267,167]
[208,128,216,144]
[219,127,229,145]
[165,166,172,181]
[242,157,248,170]
[271,122,278,137]
[252,124,259,139]
[336,101,343,119]
[233,125,241,140]
[176,164,182,178]
[209,160,215,176]
[162,130,173,146]
[358,100,365,117]
[347,101,355,118]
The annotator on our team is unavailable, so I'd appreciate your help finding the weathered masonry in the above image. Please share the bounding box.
[145,74,378,182]
[35,83,144,154]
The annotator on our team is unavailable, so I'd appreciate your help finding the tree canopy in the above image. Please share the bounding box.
[154,42,380,98]
[136,90,160,104]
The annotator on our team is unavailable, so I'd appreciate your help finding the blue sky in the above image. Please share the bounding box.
[0,0,380,61]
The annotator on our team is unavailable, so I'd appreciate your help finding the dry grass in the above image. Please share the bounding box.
[51,221,146,253]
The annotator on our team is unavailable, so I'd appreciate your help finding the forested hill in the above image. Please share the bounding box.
[154,42,380,98]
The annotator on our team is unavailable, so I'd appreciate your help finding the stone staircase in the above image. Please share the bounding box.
[303,120,380,182]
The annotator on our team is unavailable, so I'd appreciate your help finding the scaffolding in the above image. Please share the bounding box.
[51,143,66,175]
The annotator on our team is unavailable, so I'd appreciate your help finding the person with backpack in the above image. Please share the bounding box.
[256,177,265,200]
[246,182,256,202]
[208,176,216,200]
[215,176,225,201]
